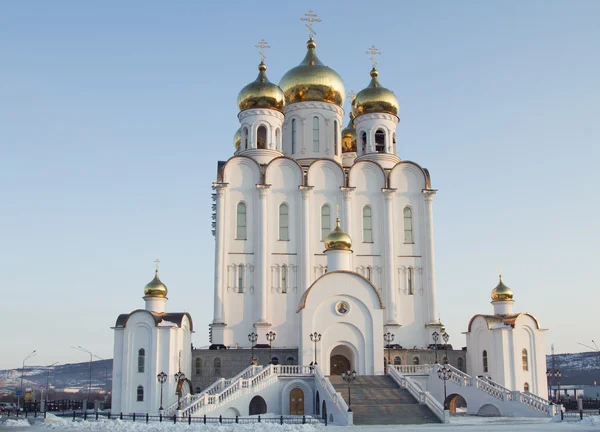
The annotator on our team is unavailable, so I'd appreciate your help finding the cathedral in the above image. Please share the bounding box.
[111,15,551,422]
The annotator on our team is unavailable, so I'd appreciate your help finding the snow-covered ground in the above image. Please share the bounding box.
[1,415,600,431]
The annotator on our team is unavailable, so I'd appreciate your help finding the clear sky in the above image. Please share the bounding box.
[1,1,598,369]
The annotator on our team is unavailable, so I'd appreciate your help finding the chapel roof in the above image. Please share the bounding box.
[466,312,541,333]
[114,310,194,331]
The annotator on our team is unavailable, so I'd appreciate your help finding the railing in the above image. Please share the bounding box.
[273,365,313,376]
[314,365,351,425]
[394,364,434,375]
[474,376,513,401]
[441,364,472,387]
[519,392,558,415]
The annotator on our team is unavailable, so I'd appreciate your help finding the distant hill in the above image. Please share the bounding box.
[547,351,600,386]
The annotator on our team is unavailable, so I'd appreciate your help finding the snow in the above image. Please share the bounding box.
[2,419,30,428]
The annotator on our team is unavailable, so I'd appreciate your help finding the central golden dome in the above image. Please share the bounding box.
[325,218,352,251]
[237,61,285,113]
[144,270,168,298]
[341,114,357,153]
[279,38,345,107]
[491,275,514,302]
[353,68,399,117]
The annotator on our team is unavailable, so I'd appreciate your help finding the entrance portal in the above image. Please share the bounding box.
[289,388,304,415]
[330,355,351,375]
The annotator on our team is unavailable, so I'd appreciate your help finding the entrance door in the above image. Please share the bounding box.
[289,388,304,415]
[330,355,351,376]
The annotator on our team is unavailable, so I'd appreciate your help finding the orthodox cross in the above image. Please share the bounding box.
[154,258,160,271]
[301,9,321,38]
[366,45,382,67]
[498,265,503,278]
[347,90,356,101]
[255,38,270,61]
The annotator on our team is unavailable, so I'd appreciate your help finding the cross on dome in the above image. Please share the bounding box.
[301,9,321,38]
[366,45,382,67]
[254,38,270,61]
[154,258,160,271]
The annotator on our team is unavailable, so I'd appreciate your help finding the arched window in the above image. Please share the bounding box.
[271,357,279,365]
[287,356,295,365]
[522,349,528,371]
[334,120,338,156]
[366,266,372,281]
[394,356,402,365]
[363,206,372,242]
[403,207,413,243]
[407,267,414,295]
[524,382,530,392]
[281,265,288,293]
[257,125,267,149]
[291,119,297,154]
[136,385,144,402]
[238,265,244,293]
[413,357,420,365]
[279,203,289,241]
[195,358,202,376]
[236,202,247,240]
[483,350,488,373]
[243,127,249,149]
[321,204,331,240]
[214,357,221,375]
[313,117,319,152]
[457,357,464,372]
[375,129,385,153]
[138,349,145,373]
[361,132,367,154]
[275,128,280,150]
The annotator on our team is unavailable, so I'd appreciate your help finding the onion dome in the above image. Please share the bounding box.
[144,270,168,298]
[237,61,285,113]
[234,128,241,151]
[279,38,345,107]
[325,218,352,251]
[341,113,356,153]
[491,275,514,302]
[353,68,399,117]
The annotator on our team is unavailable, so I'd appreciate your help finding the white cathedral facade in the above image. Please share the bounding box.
[111,32,550,419]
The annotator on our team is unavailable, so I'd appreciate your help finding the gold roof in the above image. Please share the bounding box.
[491,275,514,302]
[279,38,346,107]
[353,68,399,117]
[237,61,285,113]
[144,270,168,298]
[341,114,356,153]
[324,218,352,251]
[234,128,241,151]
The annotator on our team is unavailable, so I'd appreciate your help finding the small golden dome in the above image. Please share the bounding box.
[341,115,357,153]
[234,128,241,151]
[491,275,513,302]
[353,68,399,117]
[324,218,352,251]
[279,38,346,107]
[237,61,285,113]
[144,270,168,298]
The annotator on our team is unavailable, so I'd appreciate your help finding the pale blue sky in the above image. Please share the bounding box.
[1,1,598,369]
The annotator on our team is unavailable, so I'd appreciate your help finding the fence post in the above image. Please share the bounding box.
[303,415,306,424]
[84,411,87,421]
[120,412,123,420]
[189,415,191,425]
[133,413,136,422]
[73,411,76,421]
[219,415,222,424]
[25,410,28,418]
[280,415,283,425]
[146,413,149,424]
[580,410,583,420]
[325,413,328,426]
[258,415,261,423]
[159,413,162,422]
[96,411,99,421]
[561,410,564,421]
[173,414,176,424]
[108,412,111,420]
[204,414,206,424]
[44,411,47,419]
[236,415,239,423]
[35,410,37,418]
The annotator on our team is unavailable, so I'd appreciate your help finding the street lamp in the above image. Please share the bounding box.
[174,371,186,410]
[310,332,322,365]
[437,364,452,410]
[71,346,93,402]
[157,372,167,411]
[44,362,59,407]
[384,332,394,372]
[432,331,439,363]
[19,350,37,409]
[442,331,450,364]
[342,370,357,412]
[248,332,258,365]
[93,355,109,402]
[554,369,562,403]
[546,370,553,401]
[266,331,277,364]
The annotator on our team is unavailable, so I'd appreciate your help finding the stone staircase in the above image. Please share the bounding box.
[329,375,441,425]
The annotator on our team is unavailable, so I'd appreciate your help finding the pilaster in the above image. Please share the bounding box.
[212,183,228,328]
[299,186,313,294]
[382,188,399,325]
[256,184,271,326]
[422,188,438,325]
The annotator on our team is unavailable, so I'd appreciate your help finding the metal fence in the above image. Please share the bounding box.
[561,409,600,420]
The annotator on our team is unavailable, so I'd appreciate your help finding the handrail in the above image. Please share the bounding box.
[519,392,556,415]
[474,376,513,401]
[439,363,472,387]
[314,365,351,425]
[393,364,434,375]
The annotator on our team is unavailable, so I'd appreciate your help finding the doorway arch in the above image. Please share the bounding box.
[249,396,267,415]
[329,344,355,375]
[289,388,304,415]
[445,393,467,414]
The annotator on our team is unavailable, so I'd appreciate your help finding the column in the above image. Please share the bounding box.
[256,184,271,324]
[212,183,227,324]
[382,188,399,325]
[423,189,438,324]
[340,187,354,238]
[299,186,313,293]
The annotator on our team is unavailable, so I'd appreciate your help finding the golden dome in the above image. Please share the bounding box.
[279,38,346,107]
[491,275,514,302]
[144,270,168,298]
[341,114,356,153]
[237,61,285,113]
[353,68,399,117]
[324,218,352,251]
[234,128,241,151]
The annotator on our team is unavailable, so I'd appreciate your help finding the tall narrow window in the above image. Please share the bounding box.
[524,382,530,392]
[214,357,221,375]
[279,203,289,240]
[243,127,249,149]
[257,125,267,149]
[313,117,319,152]
[407,267,414,295]
[375,129,385,153]
[522,349,528,371]
[366,266,372,281]
[238,265,244,293]
[321,205,331,240]
[334,120,338,155]
[291,119,297,154]
[236,202,247,240]
[282,265,288,293]
[363,206,372,242]
[361,132,367,154]
[403,207,413,243]
[483,350,488,373]
[275,128,280,150]
[138,349,145,373]
[137,386,144,402]
[195,358,202,375]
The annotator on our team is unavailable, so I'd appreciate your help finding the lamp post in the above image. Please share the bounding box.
[157,372,167,411]
[174,371,185,410]
[442,331,450,364]
[554,369,562,403]
[432,331,439,363]
[248,332,258,365]
[310,332,321,365]
[19,350,37,409]
[384,332,394,373]
[93,355,109,402]
[71,346,93,402]
[437,364,452,410]
[44,362,58,407]
[266,331,277,364]
[342,370,357,412]
[546,369,553,401]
